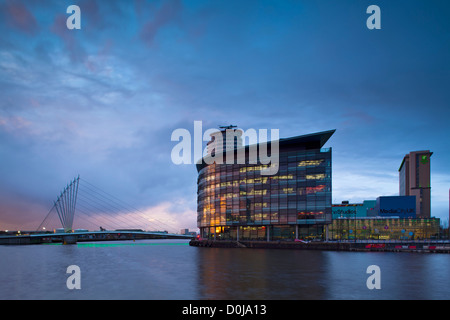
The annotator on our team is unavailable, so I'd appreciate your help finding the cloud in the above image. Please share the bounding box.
[140,200,197,232]
[0,184,51,231]
[1,0,450,231]
[140,0,182,46]
[51,14,87,64]
[2,0,39,35]
[0,115,33,135]
[430,173,450,224]
[71,196,196,233]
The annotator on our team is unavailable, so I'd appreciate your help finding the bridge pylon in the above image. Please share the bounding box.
[54,176,80,233]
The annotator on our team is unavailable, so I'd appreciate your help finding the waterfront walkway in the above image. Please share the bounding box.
[189,239,450,253]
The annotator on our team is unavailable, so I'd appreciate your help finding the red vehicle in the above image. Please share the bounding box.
[365,244,386,249]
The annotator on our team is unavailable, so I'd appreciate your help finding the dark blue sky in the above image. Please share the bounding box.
[0,0,449,231]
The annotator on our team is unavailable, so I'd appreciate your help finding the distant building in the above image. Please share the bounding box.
[332,200,376,219]
[333,196,416,219]
[329,217,440,240]
[180,229,197,236]
[374,196,416,218]
[399,150,432,218]
[331,196,427,239]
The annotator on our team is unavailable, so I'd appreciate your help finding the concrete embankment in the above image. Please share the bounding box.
[0,236,41,245]
[189,240,450,253]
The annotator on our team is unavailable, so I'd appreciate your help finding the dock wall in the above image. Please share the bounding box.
[189,239,450,253]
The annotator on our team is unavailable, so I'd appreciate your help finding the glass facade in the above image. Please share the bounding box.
[332,200,376,219]
[329,217,440,240]
[196,130,334,241]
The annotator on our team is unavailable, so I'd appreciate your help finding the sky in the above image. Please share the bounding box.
[0,0,449,232]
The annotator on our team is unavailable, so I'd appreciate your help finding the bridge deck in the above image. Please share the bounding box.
[0,231,193,245]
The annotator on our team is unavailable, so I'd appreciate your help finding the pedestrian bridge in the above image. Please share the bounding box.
[0,176,196,245]
[0,230,194,245]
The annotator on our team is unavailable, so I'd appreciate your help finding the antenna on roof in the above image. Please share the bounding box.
[219,124,237,130]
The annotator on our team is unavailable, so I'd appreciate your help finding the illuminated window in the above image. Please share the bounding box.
[270,174,294,180]
[298,159,324,167]
[282,187,295,194]
[306,185,326,194]
[306,174,326,180]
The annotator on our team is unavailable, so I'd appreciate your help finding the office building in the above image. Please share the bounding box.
[196,129,335,241]
[375,196,416,218]
[399,150,432,218]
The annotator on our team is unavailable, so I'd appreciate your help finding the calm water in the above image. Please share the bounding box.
[0,239,449,300]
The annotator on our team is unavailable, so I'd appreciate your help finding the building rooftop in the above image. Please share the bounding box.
[197,129,336,172]
[398,150,433,172]
[277,129,336,150]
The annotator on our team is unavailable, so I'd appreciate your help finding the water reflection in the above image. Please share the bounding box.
[0,241,449,300]
[320,251,450,300]
[195,248,450,300]
[196,248,327,299]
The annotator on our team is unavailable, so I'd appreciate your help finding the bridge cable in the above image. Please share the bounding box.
[76,194,149,230]
[78,182,167,230]
[80,178,178,233]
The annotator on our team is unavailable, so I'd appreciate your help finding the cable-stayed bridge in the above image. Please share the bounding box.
[0,176,194,245]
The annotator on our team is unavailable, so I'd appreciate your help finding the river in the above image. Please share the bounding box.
[0,239,448,300]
